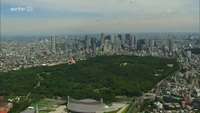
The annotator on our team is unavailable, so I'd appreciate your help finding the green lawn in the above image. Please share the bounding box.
[30,99,53,109]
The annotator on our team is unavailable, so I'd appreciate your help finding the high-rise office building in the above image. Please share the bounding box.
[117,34,122,40]
[112,43,119,50]
[121,38,125,47]
[85,35,90,51]
[61,43,66,51]
[51,35,57,52]
[90,38,97,44]
[110,35,115,44]
[117,34,123,46]
[113,36,121,50]
[186,51,192,60]
[92,43,96,52]
[169,36,173,53]
[0,35,1,52]
[125,34,131,46]
[134,36,137,49]
[101,33,105,46]
[149,39,154,50]
[162,45,168,52]
[125,34,131,41]
[91,38,97,52]
[137,39,145,51]
[131,35,135,47]
[30,47,34,55]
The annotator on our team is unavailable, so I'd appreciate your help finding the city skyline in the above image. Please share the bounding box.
[1,0,199,36]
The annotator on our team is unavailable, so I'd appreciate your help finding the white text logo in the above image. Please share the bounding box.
[10,7,34,12]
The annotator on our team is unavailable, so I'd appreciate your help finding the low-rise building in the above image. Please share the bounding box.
[0,102,13,113]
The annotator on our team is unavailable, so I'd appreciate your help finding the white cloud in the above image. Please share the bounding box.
[166,10,172,14]
[130,0,136,4]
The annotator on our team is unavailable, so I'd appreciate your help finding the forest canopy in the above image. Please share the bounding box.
[186,48,200,54]
[0,56,179,101]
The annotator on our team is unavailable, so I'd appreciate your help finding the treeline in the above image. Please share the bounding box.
[0,56,179,101]
[186,48,200,54]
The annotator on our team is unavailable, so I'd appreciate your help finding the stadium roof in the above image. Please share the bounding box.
[67,97,116,113]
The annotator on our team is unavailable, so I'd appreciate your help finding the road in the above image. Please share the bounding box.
[116,102,128,113]
[49,105,67,113]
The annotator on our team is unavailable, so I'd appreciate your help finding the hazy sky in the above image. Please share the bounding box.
[1,0,199,36]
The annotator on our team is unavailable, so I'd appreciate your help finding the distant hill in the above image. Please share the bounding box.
[0,56,179,101]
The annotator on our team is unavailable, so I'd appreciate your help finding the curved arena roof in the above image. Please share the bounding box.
[67,97,116,113]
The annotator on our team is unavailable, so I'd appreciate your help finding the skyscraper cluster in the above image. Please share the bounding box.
[48,34,175,55]
[84,33,140,52]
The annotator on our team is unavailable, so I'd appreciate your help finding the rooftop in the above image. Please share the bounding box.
[67,97,116,113]
[0,102,9,107]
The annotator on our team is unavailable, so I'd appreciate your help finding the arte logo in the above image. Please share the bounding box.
[10,7,34,12]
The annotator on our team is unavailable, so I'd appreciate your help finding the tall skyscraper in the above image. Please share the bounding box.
[131,35,135,47]
[30,47,34,55]
[110,35,115,44]
[101,33,105,46]
[137,39,145,51]
[169,36,173,53]
[134,35,137,49]
[90,38,97,45]
[117,34,122,40]
[113,36,121,50]
[0,33,2,52]
[149,39,154,50]
[91,38,97,52]
[85,35,90,51]
[51,35,57,52]
[117,34,123,47]
[125,34,131,41]
[125,34,131,46]
[61,43,66,51]
[92,43,96,52]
